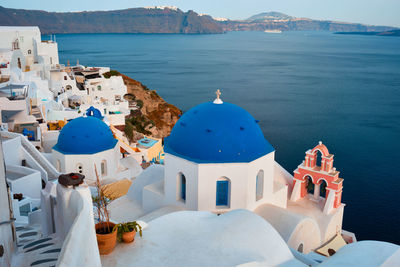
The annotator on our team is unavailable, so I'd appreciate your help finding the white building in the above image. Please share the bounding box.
[52,116,141,184]
[109,95,347,254]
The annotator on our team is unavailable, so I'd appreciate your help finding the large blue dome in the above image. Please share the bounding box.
[164,101,274,163]
[53,116,118,154]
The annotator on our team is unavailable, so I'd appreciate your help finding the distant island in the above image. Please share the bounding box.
[335,29,400,37]
[0,6,397,34]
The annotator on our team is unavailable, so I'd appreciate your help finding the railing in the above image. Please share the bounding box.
[0,131,60,181]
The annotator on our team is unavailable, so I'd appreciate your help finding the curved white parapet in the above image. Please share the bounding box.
[56,183,101,267]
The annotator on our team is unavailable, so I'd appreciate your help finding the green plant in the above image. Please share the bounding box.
[92,165,114,234]
[113,221,143,241]
[136,99,143,109]
[103,70,120,79]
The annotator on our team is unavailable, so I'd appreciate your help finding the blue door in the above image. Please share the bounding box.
[216,180,229,206]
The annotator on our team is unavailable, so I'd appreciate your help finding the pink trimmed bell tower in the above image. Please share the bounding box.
[290,141,343,214]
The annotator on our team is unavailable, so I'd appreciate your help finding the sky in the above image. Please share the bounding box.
[2,0,400,27]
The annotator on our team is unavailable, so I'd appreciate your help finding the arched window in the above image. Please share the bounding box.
[297,243,304,253]
[56,160,61,172]
[256,170,264,201]
[306,176,314,194]
[77,163,83,174]
[216,177,230,207]
[320,180,327,198]
[177,172,186,202]
[101,160,107,176]
[28,49,32,55]
[315,150,323,167]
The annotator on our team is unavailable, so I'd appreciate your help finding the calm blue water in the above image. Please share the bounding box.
[53,31,400,244]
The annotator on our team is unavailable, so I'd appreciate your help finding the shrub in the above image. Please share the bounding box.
[103,70,120,79]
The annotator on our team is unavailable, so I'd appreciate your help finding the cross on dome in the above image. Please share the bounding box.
[213,89,223,104]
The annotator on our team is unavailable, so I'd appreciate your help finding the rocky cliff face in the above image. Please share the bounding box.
[117,73,182,140]
[0,6,223,34]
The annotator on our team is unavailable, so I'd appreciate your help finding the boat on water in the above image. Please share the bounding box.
[264,29,282,33]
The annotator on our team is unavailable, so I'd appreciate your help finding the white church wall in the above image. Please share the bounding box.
[320,205,345,244]
[197,162,249,212]
[163,153,199,210]
[53,146,120,184]
[246,152,276,210]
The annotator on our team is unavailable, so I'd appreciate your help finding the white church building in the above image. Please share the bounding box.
[110,93,349,254]
[52,116,141,185]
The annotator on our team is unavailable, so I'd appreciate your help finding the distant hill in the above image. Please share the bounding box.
[219,12,397,33]
[0,6,223,34]
[247,12,294,22]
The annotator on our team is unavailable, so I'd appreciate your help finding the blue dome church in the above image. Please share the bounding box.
[52,116,125,184]
[160,91,283,213]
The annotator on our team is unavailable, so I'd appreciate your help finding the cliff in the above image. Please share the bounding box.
[0,6,223,34]
[0,6,396,34]
[105,71,181,140]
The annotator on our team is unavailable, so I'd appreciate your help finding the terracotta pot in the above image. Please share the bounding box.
[122,230,136,243]
[95,222,117,255]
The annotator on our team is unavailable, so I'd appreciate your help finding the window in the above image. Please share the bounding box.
[101,160,107,176]
[216,178,230,207]
[297,243,304,253]
[77,164,83,174]
[256,170,264,201]
[56,160,61,172]
[28,49,31,55]
[97,85,102,91]
[64,76,67,80]
[66,85,72,91]
[177,173,186,202]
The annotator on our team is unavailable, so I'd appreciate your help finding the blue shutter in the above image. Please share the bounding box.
[216,180,229,206]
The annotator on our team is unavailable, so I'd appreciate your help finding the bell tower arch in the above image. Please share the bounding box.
[290,141,343,214]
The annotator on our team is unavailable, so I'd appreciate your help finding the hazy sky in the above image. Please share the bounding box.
[2,0,400,27]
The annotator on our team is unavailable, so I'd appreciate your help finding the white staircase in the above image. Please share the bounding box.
[0,131,60,181]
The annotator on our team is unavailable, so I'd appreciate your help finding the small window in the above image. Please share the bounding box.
[77,164,83,174]
[101,160,107,176]
[256,170,264,201]
[297,243,304,253]
[27,49,32,55]
[97,85,102,91]
[64,76,67,80]
[177,173,186,202]
[56,160,61,172]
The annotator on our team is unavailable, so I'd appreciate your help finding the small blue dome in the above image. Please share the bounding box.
[53,116,117,154]
[164,102,274,163]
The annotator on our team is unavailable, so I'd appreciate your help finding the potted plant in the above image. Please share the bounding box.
[92,165,117,255]
[114,221,143,243]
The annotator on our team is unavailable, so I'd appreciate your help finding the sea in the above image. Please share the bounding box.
[52,31,400,244]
